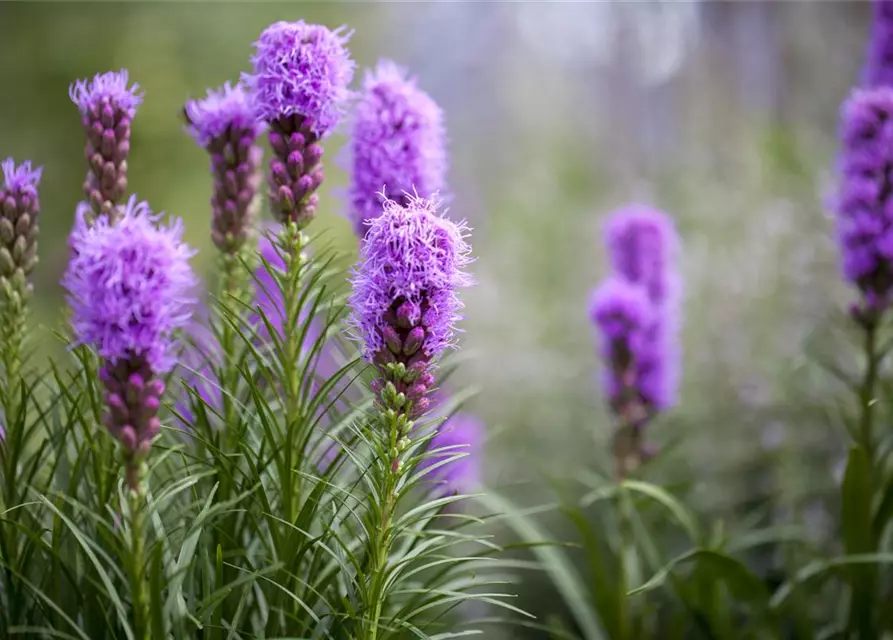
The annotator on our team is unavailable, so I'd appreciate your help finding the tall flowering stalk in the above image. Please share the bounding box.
[0,159,40,623]
[831,85,893,638]
[184,81,263,455]
[0,159,41,480]
[244,20,354,519]
[349,195,472,639]
[69,70,142,224]
[835,88,893,460]
[63,196,196,640]
[348,60,447,236]
[591,205,680,478]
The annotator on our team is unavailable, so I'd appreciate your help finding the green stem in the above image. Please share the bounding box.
[368,465,397,640]
[852,319,879,640]
[860,321,878,470]
[280,224,306,523]
[128,477,149,640]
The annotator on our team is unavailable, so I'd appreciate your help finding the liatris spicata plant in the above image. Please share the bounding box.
[69,70,142,224]
[245,20,354,227]
[348,60,448,236]
[185,81,264,477]
[349,194,472,638]
[591,205,680,477]
[63,195,195,640]
[184,81,263,255]
[243,22,354,510]
[64,195,197,488]
[864,0,893,88]
[0,159,41,426]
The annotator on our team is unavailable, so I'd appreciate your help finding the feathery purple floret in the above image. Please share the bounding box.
[420,412,482,495]
[63,195,198,373]
[350,195,472,361]
[864,1,893,87]
[349,195,472,420]
[69,69,142,222]
[0,158,42,298]
[246,21,355,227]
[835,87,893,312]
[1,158,42,195]
[245,21,354,135]
[185,82,263,253]
[185,82,261,147]
[348,60,448,235]
[69,69,143,116]
[603,205,681,411]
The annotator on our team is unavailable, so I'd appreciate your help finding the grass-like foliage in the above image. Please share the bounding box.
[0,218,520,638]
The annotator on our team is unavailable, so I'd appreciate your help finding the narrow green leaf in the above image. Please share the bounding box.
[478,492,608,640]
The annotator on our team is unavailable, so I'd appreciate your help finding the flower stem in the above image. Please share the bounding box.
[279,223,307,522]
[128,476,149,640]
[366,409,405,640]
[860,321,878,469]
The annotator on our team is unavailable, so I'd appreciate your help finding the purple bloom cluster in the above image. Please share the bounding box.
[589,278,652,419]
[64,197,196,487]
[864,1,893,88]
[349,195,472,419]
[835,87,893,314]
[348,60,448,236]
[69,70,143,222]
[600,205,681,413]
[420,411,482,496]
[245,21,354,227]
[185,82,263,253]
[0,158,42,298]
[64,195,197,373]
[245,21,354,135]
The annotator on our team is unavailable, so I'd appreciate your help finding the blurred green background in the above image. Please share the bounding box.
[0,1,877,634]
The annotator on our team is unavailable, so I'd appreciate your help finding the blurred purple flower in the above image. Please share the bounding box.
[419,411,483,495]
[589,278,652,413]
[185,82,263,253]
[835,87,893,312]
[69,70,142,222]
[348,195,473,419]
[245,21,355,227]
[348,60,448,236]
[0,158,42,296]
[864,1,893,88]
[604,205,681,411]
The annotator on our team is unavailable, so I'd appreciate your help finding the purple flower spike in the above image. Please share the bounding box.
[348,60,448,236]
[349,195,472,420]
[836,87,893,314]
[185,82,263,253]
[69,69,143,223]
[0,158,42,300]
[63,194,197,373]
[589,278,653,417]
[64,196,196,487]
[864,1,893,88]
[420,412,482,496]
[245,21,355,227]
[604,204,681,411]
[246,21,354,135]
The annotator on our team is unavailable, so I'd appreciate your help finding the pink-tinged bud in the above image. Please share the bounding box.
[383,325,402,354]
[403,326,425,356]
[119,425,137,451]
